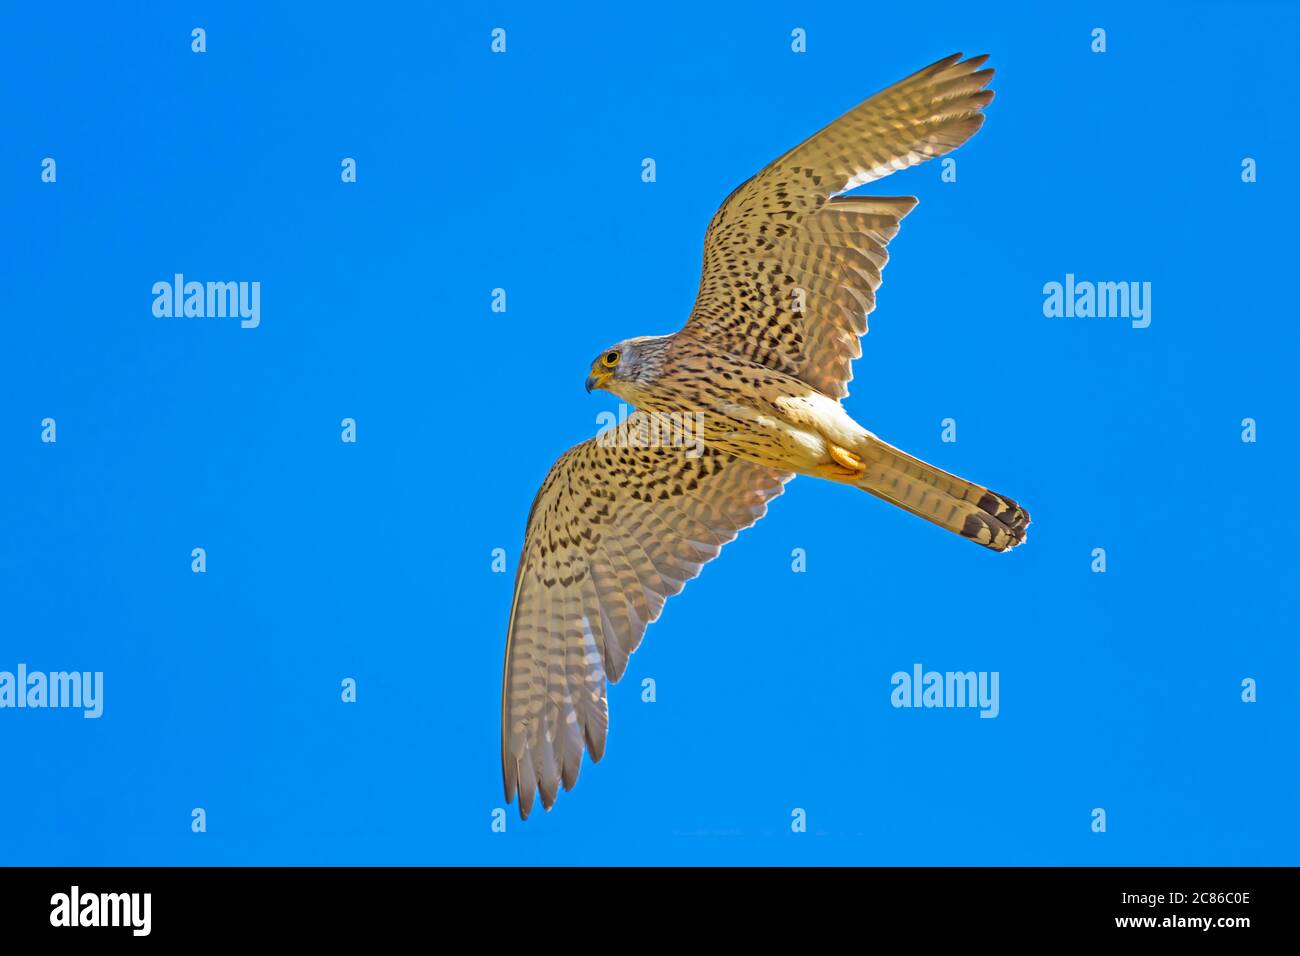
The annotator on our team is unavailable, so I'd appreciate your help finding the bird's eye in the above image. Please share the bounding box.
[601,350,621,368]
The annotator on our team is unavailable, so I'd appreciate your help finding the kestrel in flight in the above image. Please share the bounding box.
[502,53,1029,818]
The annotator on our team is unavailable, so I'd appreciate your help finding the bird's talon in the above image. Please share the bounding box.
[828,443,867,476]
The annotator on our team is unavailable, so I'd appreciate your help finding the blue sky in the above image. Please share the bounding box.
[2,1,1297,864]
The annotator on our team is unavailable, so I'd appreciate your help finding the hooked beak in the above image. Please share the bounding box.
[585,369,611,393]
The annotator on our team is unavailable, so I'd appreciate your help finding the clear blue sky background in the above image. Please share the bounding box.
[3,2,1296,865]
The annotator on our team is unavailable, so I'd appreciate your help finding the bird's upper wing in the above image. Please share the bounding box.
[501,412,790,817]
[679,53,994,399]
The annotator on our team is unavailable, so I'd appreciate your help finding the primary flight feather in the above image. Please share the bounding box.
[502,53,1029,818]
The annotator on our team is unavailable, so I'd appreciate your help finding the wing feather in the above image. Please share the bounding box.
[680,53,994,398]
[501,412,790,817]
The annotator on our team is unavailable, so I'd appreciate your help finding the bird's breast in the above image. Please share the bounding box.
[633,351,866,473]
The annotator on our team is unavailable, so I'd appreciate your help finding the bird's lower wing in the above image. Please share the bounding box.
[502,411,790,817]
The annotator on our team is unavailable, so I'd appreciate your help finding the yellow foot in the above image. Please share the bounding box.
[827,443,867,477]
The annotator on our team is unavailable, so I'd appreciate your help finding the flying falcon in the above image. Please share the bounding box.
[502,53,1029,818]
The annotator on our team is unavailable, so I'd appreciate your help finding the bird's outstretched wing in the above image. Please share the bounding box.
[501,412,790,817]
[680,53,994,398]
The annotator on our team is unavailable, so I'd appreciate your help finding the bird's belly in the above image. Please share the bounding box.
[697,403,831,473]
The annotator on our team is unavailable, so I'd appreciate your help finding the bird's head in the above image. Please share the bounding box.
[584,335,670,403]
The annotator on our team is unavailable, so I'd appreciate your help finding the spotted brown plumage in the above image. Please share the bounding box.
[685,52,995,399]
[503,53,1029,818]
[502,415,790,817]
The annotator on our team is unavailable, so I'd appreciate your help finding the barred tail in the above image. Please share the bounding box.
[855,437,1029,552]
